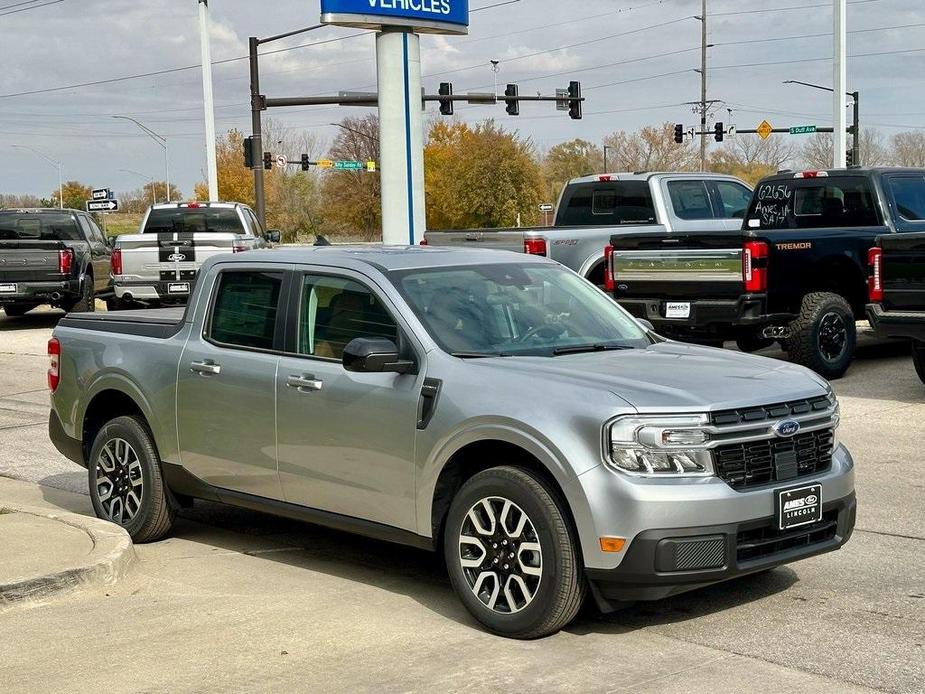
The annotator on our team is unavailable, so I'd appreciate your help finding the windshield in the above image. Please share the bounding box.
[143,207,244,234]
[0,212,81,241]
[391,263,652,357]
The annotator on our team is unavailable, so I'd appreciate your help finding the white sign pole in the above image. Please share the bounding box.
[377,28,426,245]
[833,0,847,168]
[199,0,219,200]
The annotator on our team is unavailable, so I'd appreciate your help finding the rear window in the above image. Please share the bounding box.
[208,271,283,351]
[555,181,656,227]
[746,177,879,230]
[0,212,81,241]
[667,181,713,220]
[888,175,925,221]
[143,207,245,234]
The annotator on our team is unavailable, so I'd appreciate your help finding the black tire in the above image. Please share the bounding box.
[443,466,585,639]
[2,303,38,317]
[88,415,175,543]
[66,275,95,313]
[913,341,925,385]
[735,334,775,353]
[105,296,131,312]
[786,292,856,380]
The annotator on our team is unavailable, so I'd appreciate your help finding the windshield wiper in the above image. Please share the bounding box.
[450,351,511,359]
[552,343,635,356]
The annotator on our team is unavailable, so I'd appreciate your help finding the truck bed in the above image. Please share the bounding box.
[58,307,186,338]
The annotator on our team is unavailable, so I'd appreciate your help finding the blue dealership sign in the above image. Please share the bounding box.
[321,0,469,34]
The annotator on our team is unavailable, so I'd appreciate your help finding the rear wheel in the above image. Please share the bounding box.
[2,303,38,317]
[787,292,856,380]
[444,466,585,639]
[913,341,925,385]
[65,275,95,313]
[88,415,175,543]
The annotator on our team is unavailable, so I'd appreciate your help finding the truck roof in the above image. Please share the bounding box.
[148,201,248,210]
[761,167,925,182]
[0,208,82,214]
[209,245,550,273]
[566,171,748,185]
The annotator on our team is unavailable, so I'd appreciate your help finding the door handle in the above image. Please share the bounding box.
[286,374,323,392]
[190,360,221,376]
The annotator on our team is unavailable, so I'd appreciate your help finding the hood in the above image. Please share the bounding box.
[473,341,830,412]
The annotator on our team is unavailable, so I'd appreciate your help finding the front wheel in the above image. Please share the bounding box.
[787,292,856,380]
[444,466,585,639]
[913,341,925,385]
[88,415,175,543]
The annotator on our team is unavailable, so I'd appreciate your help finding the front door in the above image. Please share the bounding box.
[276,271,421,530]
[78,215,111,292]
[176,267,286,499]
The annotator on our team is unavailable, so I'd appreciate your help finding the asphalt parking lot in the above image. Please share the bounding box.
[1,308,923,693]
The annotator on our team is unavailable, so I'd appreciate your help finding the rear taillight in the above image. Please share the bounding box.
[603,245,615,291]
[110,248,123,276]
[47,338,60,392]
[743,240,768,293]
[58,248,73,275]
[868,247,883,302]
[524,238,547,256]
[419,238,428,246]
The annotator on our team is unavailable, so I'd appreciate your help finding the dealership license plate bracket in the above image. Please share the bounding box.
[664,301,691,319]
[167,283,190,295]
[776,483,822,531]
[0,283,16,293]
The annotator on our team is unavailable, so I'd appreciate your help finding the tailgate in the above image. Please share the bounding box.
[423,229,526,253]
[118,232,239,283]
[0,241,65,284]
[880,232,925,311]
[610,232,746,301]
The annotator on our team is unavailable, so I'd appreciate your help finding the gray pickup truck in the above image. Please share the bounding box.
[423,172,752,285]
[47,246,855,639]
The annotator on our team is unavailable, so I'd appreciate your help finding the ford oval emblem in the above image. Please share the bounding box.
[167,253,186,262]
[774,420,800,437]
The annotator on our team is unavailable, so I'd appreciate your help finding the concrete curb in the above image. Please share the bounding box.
[0,504,136,607]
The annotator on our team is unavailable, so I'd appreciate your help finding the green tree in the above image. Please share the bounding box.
[542,138,603,203]
[52,181,93,211]
[321,115,381,238]
[425,120,544,229]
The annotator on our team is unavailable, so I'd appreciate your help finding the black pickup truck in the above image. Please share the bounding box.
[607,168,925,379]
[867,225,925,384]
[0,208,112,316]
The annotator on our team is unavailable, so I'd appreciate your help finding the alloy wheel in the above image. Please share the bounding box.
[95,437,144,524]
[818,311,848,362]
[458,496,543,614]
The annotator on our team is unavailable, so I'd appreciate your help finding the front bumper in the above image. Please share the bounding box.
[616,295,794,338]
[867,303,925,342]
[0,279,79,305]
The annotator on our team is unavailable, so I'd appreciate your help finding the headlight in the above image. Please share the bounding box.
[606,415,714,477]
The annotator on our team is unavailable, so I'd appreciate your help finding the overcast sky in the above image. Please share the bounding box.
[1,0,924,199]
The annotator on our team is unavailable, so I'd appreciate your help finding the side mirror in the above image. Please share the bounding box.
[637,318,655,332]
[343,338,415,374]
[106,235,116,247]
[267,230,281,243]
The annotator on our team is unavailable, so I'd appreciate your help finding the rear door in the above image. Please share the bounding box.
[77,214,111,292]
[880,173,925,311]
[176,264,289,499]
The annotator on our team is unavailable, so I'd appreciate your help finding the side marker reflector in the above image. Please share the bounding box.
[599,537,626,553]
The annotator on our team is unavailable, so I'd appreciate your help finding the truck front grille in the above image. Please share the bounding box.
[736,510,838,563]
[714,429,834,489]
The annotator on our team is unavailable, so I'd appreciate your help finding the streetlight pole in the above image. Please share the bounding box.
[112,115,171,202]
[12,144,62,208]
[198,0,219,201]
[603,145,611,173]
[783,80,859,165]
[833,0,847,168]
[120,169,157,205]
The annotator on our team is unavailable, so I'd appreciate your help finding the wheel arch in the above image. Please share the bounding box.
[79,380,159,464]
[802,254,867,317]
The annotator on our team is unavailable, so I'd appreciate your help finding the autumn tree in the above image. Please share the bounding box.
[320,115,381,238]
[52,181,93,211]
[798,129,889,169]
[425,120,544,229]
[603,122,698,173]
[708,135,794,185]
[541,138,603,203]
[890,131,925,167]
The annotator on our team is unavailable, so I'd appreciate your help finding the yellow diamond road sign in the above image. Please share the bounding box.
[757,120,774,140]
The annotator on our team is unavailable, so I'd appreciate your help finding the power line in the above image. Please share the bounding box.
[714,21,925,48]
[0,0,62,16]
[712,0,880,18]
[712,46,925,71]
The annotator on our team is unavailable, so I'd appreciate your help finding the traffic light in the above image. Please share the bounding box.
[674,123,684,144]
[301,154,310,171]
[243,136,255,168]
[714,122,724,142]
[263,152,273,170]
[438,82,454,116]
[568,81,582,120]
[504,84,520,116]
[846,149,854,166]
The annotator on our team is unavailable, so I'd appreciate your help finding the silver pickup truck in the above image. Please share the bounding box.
[423,172,752,285]
[48,246,855,639]
[111,201,278,308]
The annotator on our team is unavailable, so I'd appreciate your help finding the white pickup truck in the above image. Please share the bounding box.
[423,172,752,285]
[110,201,279,308]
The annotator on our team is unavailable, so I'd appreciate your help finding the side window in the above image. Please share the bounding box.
[239,209,257,237]
[87,217,107,244]
[888,175,925,221]
[246,209,264,236]
[77,216,100,243]
[208,271,283,350]
[298,275,398,360]
[711,181,752,219]
[667,181,713,220]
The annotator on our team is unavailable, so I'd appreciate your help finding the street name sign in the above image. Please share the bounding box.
[91,188,111,201]
[321,0,469,34]
[333,160,365,170]
[756,120,774,140]
[86,199,119,212]
[789,125,817,135]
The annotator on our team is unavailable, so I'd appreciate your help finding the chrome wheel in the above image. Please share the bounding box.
[458,496,543,614]
[818,311,848,362]
[95,438,143,524]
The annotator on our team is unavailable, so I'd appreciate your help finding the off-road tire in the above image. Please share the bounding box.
[2,303,38,317]
[787,291,856,380]
[913,340,925,385]
[88,415,175,543]
[444,466,586,639]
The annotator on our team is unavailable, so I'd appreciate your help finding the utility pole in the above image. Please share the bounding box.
[198,0,219,201]
[851,90,860,165]
[699,0,707,171]
[249,36,266,228]
[833,0,847,168]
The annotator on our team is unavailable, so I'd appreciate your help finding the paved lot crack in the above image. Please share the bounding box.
[855,527,925,542]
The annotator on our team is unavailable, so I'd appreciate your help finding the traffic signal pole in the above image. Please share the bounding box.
[249,36,266,228]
